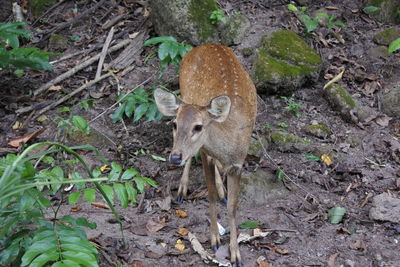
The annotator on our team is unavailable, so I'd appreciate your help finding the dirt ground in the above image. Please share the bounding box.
[1,0,400,266]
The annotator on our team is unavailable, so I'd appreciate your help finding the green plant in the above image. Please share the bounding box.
[281,95,302,118]
[0,142,157,266]
[56,100,94,136]
[0,22,53,76]
[363,6,380,14]
[277,122,288,128]
[287,4,346,32]
[143,36,192,76]
[210,9,227,24]
[263,122,272,130]
[388,37,400,54]
[112,87,163,123]
[306,153,320,161]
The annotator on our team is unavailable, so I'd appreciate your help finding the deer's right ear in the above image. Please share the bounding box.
[154,88,180,116]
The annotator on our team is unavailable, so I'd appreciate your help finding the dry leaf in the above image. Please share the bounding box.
[253,228,263,236]
[160,242,167,248]
[257,260,272,267]
[8,128,46,147]
[177,227,189,236]
[145,251,163,259]
[175,239,185,251]
[176,209,188,218]
[37,115,48,122]
[48,85,62,91]
[265,243,289,255]
[321,154,333,166]
[131,260,143,267]
[325,6,339,10]
[91,202,109,209]
[100,165,110,172]
[12,121,22,130]
[327,253,338,267]
[350,240,365,251]
[323,67,345,89]
[375,114,391,127]
[70,205,81,212]
[155,196,171,211]
[146,218,166,232]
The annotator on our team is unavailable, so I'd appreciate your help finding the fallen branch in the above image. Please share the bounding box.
[33,38,132,97]
[95,27,115,79]
[33,72,112,119]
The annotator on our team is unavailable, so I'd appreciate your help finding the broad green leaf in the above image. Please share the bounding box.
[277,168,285,182]
[134,103,149,121]
[52,259,81,267]
[304,18,318,32]
[388,38,400,54]
[71,116,90,134]
[125,182,137,205]
[68,192,81,205]
[108,162,122,181]
[121,168,140,180]
[28,247,58,267]
[143,36,176,46]
[145,103,159,121]
[363,6,380,13]
[21,238,57,266]
[328,206,346,224]
[124,98,136,117]
[75,218,97,229]
[287,4,298,11]
[101,185,114,205]
[134,177,158,192]
[238,221,262,229]
[112,103,126,123]
[305,153,320,161]
[158,41,170,61]
[83,188,96,203]
[114,183,128,208]
[61,251,98,267]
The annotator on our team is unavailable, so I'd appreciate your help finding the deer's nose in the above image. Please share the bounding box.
[170,153,182,165]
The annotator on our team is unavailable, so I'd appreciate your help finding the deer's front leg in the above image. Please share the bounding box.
[177,159,191,203]
[227,165,242,267]
[201,152,220,251]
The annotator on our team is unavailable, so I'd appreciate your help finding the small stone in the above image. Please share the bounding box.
[369,193,400,223]
[381,84,400,119]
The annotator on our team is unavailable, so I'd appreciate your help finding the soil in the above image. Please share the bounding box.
[1,0,400,266]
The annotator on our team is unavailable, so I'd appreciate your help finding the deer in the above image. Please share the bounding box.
[154,43,257,267]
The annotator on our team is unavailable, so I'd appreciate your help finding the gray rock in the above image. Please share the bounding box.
[241,169,289,205]
[148,0,219,45]
[251,30,322,95]
[382,84,400,119]
[323,83,373,123]
[221,12,251,45]
[373,28,400,45]
[369,193,400,223]
[366,46,390,60]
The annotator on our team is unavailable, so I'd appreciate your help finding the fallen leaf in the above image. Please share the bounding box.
[327,253,338,267]
[328,206,346,224]
[321,154,333,166]
[100,165,110,172]
[91,202,109,209]
[325,6,339,10]
[257,260,272,267]
[350,240,365,251]
[160,242,167,248]
[323,67,345,89]
[375,114,391,127]
[146,218,166,232]
[130,224,148,236]
[12,121,22,130]
[48,85,62,91]
[177,227,189,236]
[130,260,143,267]
[253,228,263,236]
[265,243,289,255]
[37,115,48,122]
[175,209,188,218]
[70,205,81,212]
[145,251,163,259]
[8,128,46,147]
[175,239,185,251]
[155,196,171,211]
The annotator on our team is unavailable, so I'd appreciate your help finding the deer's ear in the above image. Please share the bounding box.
[207,95,231,122]
[154,89,180,116]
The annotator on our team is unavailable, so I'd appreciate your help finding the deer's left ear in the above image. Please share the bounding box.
[154,88,180,116]
[207,95,231,122]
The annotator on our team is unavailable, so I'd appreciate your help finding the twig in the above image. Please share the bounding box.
[89,75,153,123]
[33,38,132,97]
[96,27,115,80]
[40,0,108,43]
[34,72,112,118]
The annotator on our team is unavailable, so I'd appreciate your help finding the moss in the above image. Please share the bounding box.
[188,0,218,43]
[242,47,254,57]
[367,0,400,24]
[306,124,331,133]
[221,13,250,45]
[271,132,303,144]
[254,48,318,83]
[373,28,400,45]
[260,30,322,65]
[334,85,356,108]
[30,0,57,16]
[48,34,68,51]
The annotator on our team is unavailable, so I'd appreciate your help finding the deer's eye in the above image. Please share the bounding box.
[172,122,177,130]
[193,124,203,132]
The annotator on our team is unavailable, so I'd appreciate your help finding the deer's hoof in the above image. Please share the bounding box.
[231,262,243,267]
[176,195,185,203]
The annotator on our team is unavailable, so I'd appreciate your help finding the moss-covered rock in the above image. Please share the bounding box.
[251,30,322,95]
[248,137,269,159]
[149,0,219,45]
[270,131,312,152]
[367,0,400,24]
[29,0,57,17]
[221,12,250,45]
[323,83,373,123]
[303,124,331,139]
[373,28,400,45]
[381,84,400,119]
[48,34,68,51]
